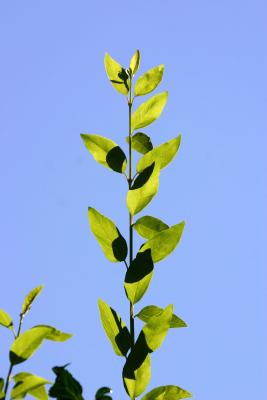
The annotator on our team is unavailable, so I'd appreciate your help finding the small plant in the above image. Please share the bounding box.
[81,50,192,400]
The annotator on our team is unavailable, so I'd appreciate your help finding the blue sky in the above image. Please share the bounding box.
[0,1,266,399]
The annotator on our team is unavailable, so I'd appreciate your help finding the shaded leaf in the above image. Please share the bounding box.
[127,163,160,216]
[126,133,153,154]
[88,208,127,262]
[10,326,72,365]
[134,65,164,97]
[130,50,140,76]
[137,135,181,173]
[142,305,173,351]
[134,216,169,239]
[11,373,50,399]
[124,250,154,304]
[0,309,13,329]
[49,365,84,400]
[81,134,127,173]
[104,53,129,95]
[0,378,4,400]
[142,385,192,400]
[21,285,43,317]
[98,299,131,357]
[140,222,185,263]
[136,305,187,328]
[131,92,168,131]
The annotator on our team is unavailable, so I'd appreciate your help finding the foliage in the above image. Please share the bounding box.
[81,50,192,399]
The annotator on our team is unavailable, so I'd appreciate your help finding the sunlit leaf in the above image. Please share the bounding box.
[126,132,153,154]
[0,309,13,329]
[130,50,140,76]
[104,53,129,95]
[10,326,72,365]
[21,285,43,317]
[137,135,181,173]
[0,378,4,400]
[98,299,131,357]
[13,372,48,400]
[11,373,50,399]
[136,305,187,328]
[142,385,192,400]
[131,92,168,131]
[134,216,169,239]
[124,250,154,304]
[88,208,127,262]
[49,365,84,400]
[140,222,185,263]
[142,305,173,351]
[134,65,164,96]
[81,134,127,173]
[127,163,160,216]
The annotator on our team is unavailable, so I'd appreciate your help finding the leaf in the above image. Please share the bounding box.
[0,309,13,329]
[130,50,140,76]
[127,163,160,216]
[137,135,181,173]
[81,134,127,173]
[124,250,154,304]
[126,133,153,154]
[95,387,113,400]
[21,285,43,316]
[142,304,173,351]
[134,65,164,97]
[49,365,84,400]
[13,372,48,400]
[131,92,168,131]
[0,378,4,400]
[104,53,129,95]
[10,326,72,365]
[11,373,50,399]
[140,222,185,263]
[142,385,192,400]
[88,208,127,262]
[134,216,169,239]
[98,299,131,357]
[136,305,187,328]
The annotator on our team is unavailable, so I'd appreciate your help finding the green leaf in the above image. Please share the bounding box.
[134,216,169,239]
[98,299,131,357]
[13,372,48,400]
[127,163,160,216]
[0,378,4,400]
[104,53,129,95]
[142,385,192,400]
[142,304,173,351]
[136,305,187,328]
[140,222,185,263]
[0,309,13,329]
[21,285,43,317]
[10,326,72,365]
[81,134,127,173]
[11,373,50,399]
[131,92,168,131]
[134,65,164,97]
[130,50,140,76]
[49,365,84,400]
[126,133,153,155]
[124,250,154,304]
[95,387,112,400]
[88,207,127,262]
[137,135,181,173]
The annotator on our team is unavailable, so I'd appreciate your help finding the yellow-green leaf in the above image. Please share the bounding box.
[104,53,129,95]
[88,208,127,262]
[21,285,43,317]
[136,305,187,328]
[11,373,50,399]
[126,132,153,155]
[140,222,185,263]
[0,309,13,329]
[98,299,131,357]
[142,305,173,351]
[130,50,140,76]
[134,65,164,96]
[137,135,181,173]
[142,385,192,400]
[81,134,127,173]
[134,216,169,239]
[127,163,160,216]
[131,92,168,131]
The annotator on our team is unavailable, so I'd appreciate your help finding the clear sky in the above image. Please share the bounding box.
[0,1,266,399]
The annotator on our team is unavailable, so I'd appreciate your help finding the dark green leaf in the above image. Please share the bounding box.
[134,65,164,96]
[21,285,43,317]
[95,387,112,400]
[136,305,187,328]
[10,326,72,365]
[81,134,127,173]
[126,133,153,154]
[137,135,181,173]
[134,216,169,239]
[140,222,185,263]
[88,208,127,262]
[104,53,129,95]
[124,250,154,304]
[131,92,168,131]
[142,385,192,400]
[142,304,173,351]
[11,373,50,399]
[0,309,13,329]
[0,378,4,400]
[49,365,84,400]
[98,299,131,357]
[129,50,140,76]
